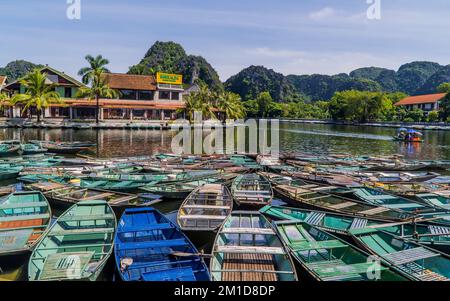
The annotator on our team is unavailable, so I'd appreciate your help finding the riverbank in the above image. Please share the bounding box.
[282,119,450,131]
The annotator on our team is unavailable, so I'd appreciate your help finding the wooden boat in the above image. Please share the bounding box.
[88,170,219,184]
[28,200,116,281]
[177,184,233,231]
[0,144,20,157]
[32,141,91,154]
[140,173,238,199]
[18,174,71,184]
[274,220,407,281]
[30,184,147,212]
[261,205,450,254]
[114,207,210,281]
[231,173,273,207]
[0,166,23,180]
[416,193,450,211]
[349,187,436,214]
[79,179,145,191]
[210,211,297,281]
[0,191,51,256]
[356,171,440,184]
[19,143,47,155]
[273,182,413,221]
[350,228,450,281]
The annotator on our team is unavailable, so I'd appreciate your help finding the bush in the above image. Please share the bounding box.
[427,111,439,122]
[403,117,414,123]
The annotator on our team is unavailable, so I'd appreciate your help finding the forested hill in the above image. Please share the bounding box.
[128,41,223,90]
[225,61,450,102]
[0,60,43,81]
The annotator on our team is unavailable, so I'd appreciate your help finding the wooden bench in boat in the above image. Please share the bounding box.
[58,214,115,222]
[216,245,285,255]
[178,214,227,220]
[117,238,187,251]
[381,247,440,266]
[291,240,346,252]
[221,253,278,281]
[79,192,115,201]
[108,196,136,205]
[0,201,48,210]
[359,207,390,215]
[119,223,172,233]
[306,260,388,281]
[328,201,357,210]
[182,205,231,210]
[47,227,115,236]
[221,228,275,235]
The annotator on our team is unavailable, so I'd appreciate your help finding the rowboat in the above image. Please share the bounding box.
[356,171,440,184]
[0,191,51,256]
[349,187,436,214]
[18,174,71,184]
[114,207,210,281]
[32,141,91,154]
[260,205,450,254]
[416,193,450,210]
[0,144,20,157]
[177,184,233,231]
[231,173,273,207]
[0,166,23,180]
[88,170,219,184]
[274,220,407,281]
[28,200,116,281]
[349,228,450,281]
[79,179,145,191]
[140,173,238,199]
[210,211,297,281]
[19,144,47,155]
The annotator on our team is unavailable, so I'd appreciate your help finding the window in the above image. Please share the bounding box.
[64,87,72,98]
[159,91,170,100]
[138,91,154,100]
[119,90,136,100]
[171,92,179,100]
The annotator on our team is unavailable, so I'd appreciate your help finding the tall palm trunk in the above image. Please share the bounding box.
[37,109,41,123]
[95,94,100,124]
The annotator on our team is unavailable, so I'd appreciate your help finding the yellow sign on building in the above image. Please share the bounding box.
[156,72,183,85]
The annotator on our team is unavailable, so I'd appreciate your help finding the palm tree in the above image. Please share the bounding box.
[0,92,11,116]
[11,70,62,122]
[179,83,216,122]
[77,55,116,123]
[217,91,245,120]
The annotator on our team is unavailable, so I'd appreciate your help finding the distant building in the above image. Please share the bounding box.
[395,93,446,113]
[2,67,186,120]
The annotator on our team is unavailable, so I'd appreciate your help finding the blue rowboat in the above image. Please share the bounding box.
[114,207,210,281]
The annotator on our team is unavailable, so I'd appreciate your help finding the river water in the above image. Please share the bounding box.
[1,121,449,159]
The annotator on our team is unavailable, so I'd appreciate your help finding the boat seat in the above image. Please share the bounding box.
[47,227,115,236]
[216,245,285,255]
[141,266,196,281]
[291,240,346,252]
[178,215,227,220]
[0,213,50,222]
[359,207,390,215]
[307,261,388,281]
[383,203,423,209]
[59,214,115,222]
[182,205,231,210]
[81,193,114,201]
[428,225,450,236]
[221,227,275,235]
[382,247,439,266]
[0,201,48,210]
[119,223,173,233]
[363,195,397,201]
[304,212,325,225]
[117,238,188,251]
[328,202,357,210]
[350,218,368,230]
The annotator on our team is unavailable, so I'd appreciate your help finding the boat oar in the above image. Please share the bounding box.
[170,251,212,258]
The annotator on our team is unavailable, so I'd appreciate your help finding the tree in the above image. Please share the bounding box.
[77,55,116,123]
[427,110,439,122]
[437,82,450,93]
[440,93,450,121]
[179,83,216,121]
[256,92,273,118]
[216,91,245,120]
[404,108,424,122]
[0,93,11,115]
[243,99,259,118]
[10,69,62,122]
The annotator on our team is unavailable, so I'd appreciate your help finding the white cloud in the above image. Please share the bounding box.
[309,7,337,20]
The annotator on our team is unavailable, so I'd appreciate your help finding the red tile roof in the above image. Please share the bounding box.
[395,93,446,106]
[102,73,156,91]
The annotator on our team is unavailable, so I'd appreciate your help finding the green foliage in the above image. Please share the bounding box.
[417,66,450,94]
[328,90,393,122]
[427,110,439,122]
[437,82,450,93]
[440,93,450,120]
[404,108,424,122]
[225,66,301,102]
[11,69,62,122]
[0,60,43,81]
[216,91,245,120]
[256,92,273,117]
[243,99,259,118]
[178,83,216,121]
[128,41,222,90]
[396,61,442,94]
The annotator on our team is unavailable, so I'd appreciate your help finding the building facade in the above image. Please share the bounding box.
[2,67,187,121]
[395,93,445,113]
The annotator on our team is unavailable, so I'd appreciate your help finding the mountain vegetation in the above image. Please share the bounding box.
[0,60,43,81]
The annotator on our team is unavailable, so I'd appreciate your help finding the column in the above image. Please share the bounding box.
[129,109,133,121]
[69,107,73,120]
[99,108,104,120]
[160,110,165,120]
[44,108,50,118]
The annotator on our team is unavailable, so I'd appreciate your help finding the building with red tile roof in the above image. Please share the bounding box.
[395,93,445,112]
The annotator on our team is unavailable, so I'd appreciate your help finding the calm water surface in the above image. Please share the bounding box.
[0,122,448,159]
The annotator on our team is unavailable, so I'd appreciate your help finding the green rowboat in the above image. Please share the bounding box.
[274,220,407,281]
[416,193,450,211]
[350,228,450,281]
[231,173,273,207]
[19,144,48,155]
[0,191,52,256]
[28,200,116,281]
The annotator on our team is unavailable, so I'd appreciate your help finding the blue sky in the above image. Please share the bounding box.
[1,0,450,81]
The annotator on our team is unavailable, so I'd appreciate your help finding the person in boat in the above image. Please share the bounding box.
[395,128,423,142]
